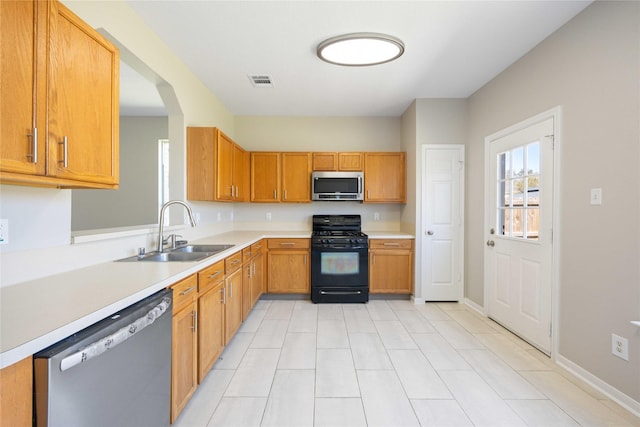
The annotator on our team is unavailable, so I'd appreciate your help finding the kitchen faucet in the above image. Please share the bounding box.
[157,200,197,252]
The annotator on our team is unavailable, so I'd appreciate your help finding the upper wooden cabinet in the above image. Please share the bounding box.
[312,152,363,171]
[251,152,311,203]
[0,0,119,188]
[364,152,406,203]
[187,127,248,202]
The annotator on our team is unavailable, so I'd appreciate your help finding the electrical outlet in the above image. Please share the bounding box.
[266,212,272,221]
[374,212,380,221]
[612,333,629,361]
[590,188,602,205]
[217,212,222,222]
[0,219,8,245]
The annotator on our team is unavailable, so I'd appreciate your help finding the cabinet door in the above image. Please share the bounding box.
[251,252,264,307]
[171,302,198,423]
[198,282,225,383]
[312,152,337,171]
[224,268,243,344]
[251,152,280,202]
[369,250,413,294]
[242,262,252,320]
[215,130,234,201]
[187,127,216,201]
[338,152,363,171]
[0,0,46,176]
[233,143,248,201]
[281,152,311,202]
[0,356,32,427]
[364,152,406,203]
[267,250,310,293]
[48,1,119,185]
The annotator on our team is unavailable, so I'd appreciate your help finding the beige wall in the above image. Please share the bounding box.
[466,1,639,402]
[235,116,401,151]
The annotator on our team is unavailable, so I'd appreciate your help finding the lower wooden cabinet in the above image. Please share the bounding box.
[170,275,198,423]
[267,239,310,293]
[369,239,414,294]
[250,244,264,306]
[197,261,225,384]
[224,252,244,344]
[0,356,32,427]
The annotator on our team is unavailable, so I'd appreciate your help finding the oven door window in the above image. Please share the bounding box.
[321,252,359,275]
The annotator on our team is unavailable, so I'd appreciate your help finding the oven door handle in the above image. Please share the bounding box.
[319,290,363,295]
[314,244,367,250]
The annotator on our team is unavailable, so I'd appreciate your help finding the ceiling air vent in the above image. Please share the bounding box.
[248,74,274,88]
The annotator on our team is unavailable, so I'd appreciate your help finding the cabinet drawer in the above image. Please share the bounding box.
[171,275,198,313]
[198,260,225,294]
[251,240,264,256]
[225,251,243,273]
[242,247,252,264]
[369,239,413,250]
[267,238,310,249]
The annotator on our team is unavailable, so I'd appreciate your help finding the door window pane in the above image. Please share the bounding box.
[496,141,540,241]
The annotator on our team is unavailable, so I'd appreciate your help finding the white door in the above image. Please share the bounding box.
[485,117,554,353]
[422,145,464,301]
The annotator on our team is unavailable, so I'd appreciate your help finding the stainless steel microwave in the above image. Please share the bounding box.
[311,171,364,201]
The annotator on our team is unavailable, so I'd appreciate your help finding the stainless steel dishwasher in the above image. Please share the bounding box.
[34,288,173,427]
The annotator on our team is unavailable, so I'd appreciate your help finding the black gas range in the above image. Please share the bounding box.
[311,215,369,303]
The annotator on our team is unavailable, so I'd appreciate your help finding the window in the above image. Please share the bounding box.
[497,142,540,240]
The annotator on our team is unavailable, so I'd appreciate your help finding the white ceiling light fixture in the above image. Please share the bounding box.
[317,32,405,66]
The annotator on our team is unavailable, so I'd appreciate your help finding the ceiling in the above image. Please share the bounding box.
[123,0,591,117]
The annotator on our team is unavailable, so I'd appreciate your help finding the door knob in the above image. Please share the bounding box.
[426,230,434,235]
[486,240,495,247]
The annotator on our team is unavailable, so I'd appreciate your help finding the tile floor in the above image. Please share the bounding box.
[174,299,640,427]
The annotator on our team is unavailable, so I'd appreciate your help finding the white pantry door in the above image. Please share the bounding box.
[485,117,554,353]
[422,145,464,301]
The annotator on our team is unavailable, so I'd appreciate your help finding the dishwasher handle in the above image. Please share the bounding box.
[59,296,172,372]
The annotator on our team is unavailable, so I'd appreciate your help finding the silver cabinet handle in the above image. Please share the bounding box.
[486,240,495,247]
[208,271,222,279]
[229,282,233,299]
[284,189,287,200]
[59,136,68,167]
[27,127,38,164]
[383,242,400,246]
[280,242,295,246]
[221,287,226,304]
[273,189,277,199]
[192,310,198,332]
[230,185,234,197]
[180,286,196,296]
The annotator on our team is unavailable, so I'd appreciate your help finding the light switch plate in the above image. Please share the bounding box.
[590,188,602,205]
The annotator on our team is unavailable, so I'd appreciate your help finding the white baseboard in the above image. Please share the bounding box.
[555,353,640,418]
[464,298,485,316]
[411,296,425,304]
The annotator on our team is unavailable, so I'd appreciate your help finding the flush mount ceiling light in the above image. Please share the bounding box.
[317,32,405,66]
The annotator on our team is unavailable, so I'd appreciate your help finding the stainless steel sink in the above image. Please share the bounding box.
[116,244,234,262]
[172,244,234,253]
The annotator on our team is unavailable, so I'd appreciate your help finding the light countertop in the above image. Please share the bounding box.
[0,230,413,368]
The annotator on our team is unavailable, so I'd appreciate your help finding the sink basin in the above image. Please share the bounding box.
[118,251,212,262]
[116,244,234,262]
[172,244,234,253]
